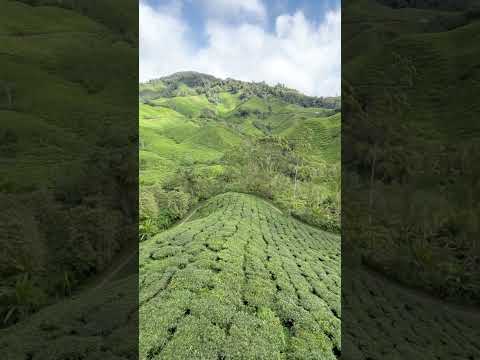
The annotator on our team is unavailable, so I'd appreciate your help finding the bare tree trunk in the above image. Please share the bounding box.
[2,83,12,107]
[5,86,12,107]
[368,144,377,249]
[293,161,299,205]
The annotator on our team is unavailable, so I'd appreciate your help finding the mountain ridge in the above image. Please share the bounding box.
[140,71,341,110]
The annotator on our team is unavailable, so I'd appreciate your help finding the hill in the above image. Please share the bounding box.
[140,192,341,359]
[342,264,480,358]
[139,72,341,234]
[139,72,342,357]
[343,0,480,302]
[140,71,341,110]
[0,276,138,359]
[0,0,137,327]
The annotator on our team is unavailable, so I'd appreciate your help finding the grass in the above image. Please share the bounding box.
[152,95,218,118]
[140,192,340,359]
[282,113,341,162]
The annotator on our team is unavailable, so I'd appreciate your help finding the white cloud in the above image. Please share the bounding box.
[201,0,266,21]
[139,1,340,97]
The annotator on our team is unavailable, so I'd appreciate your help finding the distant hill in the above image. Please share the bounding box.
[140,71,341,110]
[139,71,341,232]
[139,71,340,184]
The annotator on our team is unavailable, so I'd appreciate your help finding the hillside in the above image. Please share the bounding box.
[139,72,340,185]
[139,72,342,357]
[342,265,480,358]
[0,0,137,327]
[140,192,341,359]
[139,72,341,234]
[139,71,341,110]
[0,276,138,359]
[343,0,480,303]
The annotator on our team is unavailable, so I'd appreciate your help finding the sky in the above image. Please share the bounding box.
[140,0,341,97]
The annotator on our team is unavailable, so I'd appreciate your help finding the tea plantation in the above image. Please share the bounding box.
[139,72,342,235]
[343,265,480,359]
[140,192,341,359]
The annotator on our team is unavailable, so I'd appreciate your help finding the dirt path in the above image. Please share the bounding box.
[73,242,138,296]
[90,248,138,292]
[177,204,201,226]
[361,263,480,316]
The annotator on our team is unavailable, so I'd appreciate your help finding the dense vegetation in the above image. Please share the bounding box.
[140,193,340,359]
[139,72,341,358]
[139,72,341,239]
[140,71,341,110]
[0,0,137,326]
[0,275,138,359]
[342,264,480,358]
[343,0,480,303]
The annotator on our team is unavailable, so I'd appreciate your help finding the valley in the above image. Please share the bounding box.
[138,72,342,358]
[139,72,341,237]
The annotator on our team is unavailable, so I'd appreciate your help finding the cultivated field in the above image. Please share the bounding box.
[140,192,341,359]
[343,266,480,359]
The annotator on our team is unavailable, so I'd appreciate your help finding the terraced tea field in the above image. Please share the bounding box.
[140,192,341,359]
[343,266,480,359]
[0,276,138,359]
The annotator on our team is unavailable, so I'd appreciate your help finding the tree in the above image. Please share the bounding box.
[0,81,14,108]
[290,135,312,209]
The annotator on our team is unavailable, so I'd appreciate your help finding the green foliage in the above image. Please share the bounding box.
[140,193,340,359]
[343,0,480,302]
[140,184,196,240]
[139,71,341,234]
[138,72,341,356]
[223,136,341,232]
[0,0,137,326]
[2,273,47,326]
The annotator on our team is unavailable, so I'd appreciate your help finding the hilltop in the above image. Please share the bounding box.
[140,71,341,110]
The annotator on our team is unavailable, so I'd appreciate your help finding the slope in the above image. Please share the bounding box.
[139,72,342,234]
[1,0,137,191]
[343,265,480,359]
[0,276,138,359]
[343,0,480,303]
[0,0,137,327]
[139,73,340,185]
[140,192,341,359]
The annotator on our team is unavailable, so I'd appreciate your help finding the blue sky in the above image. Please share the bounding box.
[140,0,341,96]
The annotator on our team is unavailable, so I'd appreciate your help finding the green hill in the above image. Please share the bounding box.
[0,276,138,359]
[139,72,341,233]
[139,72,342,358]
[0,0,137,327]
[343,0,480,302]
[140,192,340,359]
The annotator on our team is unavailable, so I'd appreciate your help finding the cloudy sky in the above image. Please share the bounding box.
[140,0,341,97]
